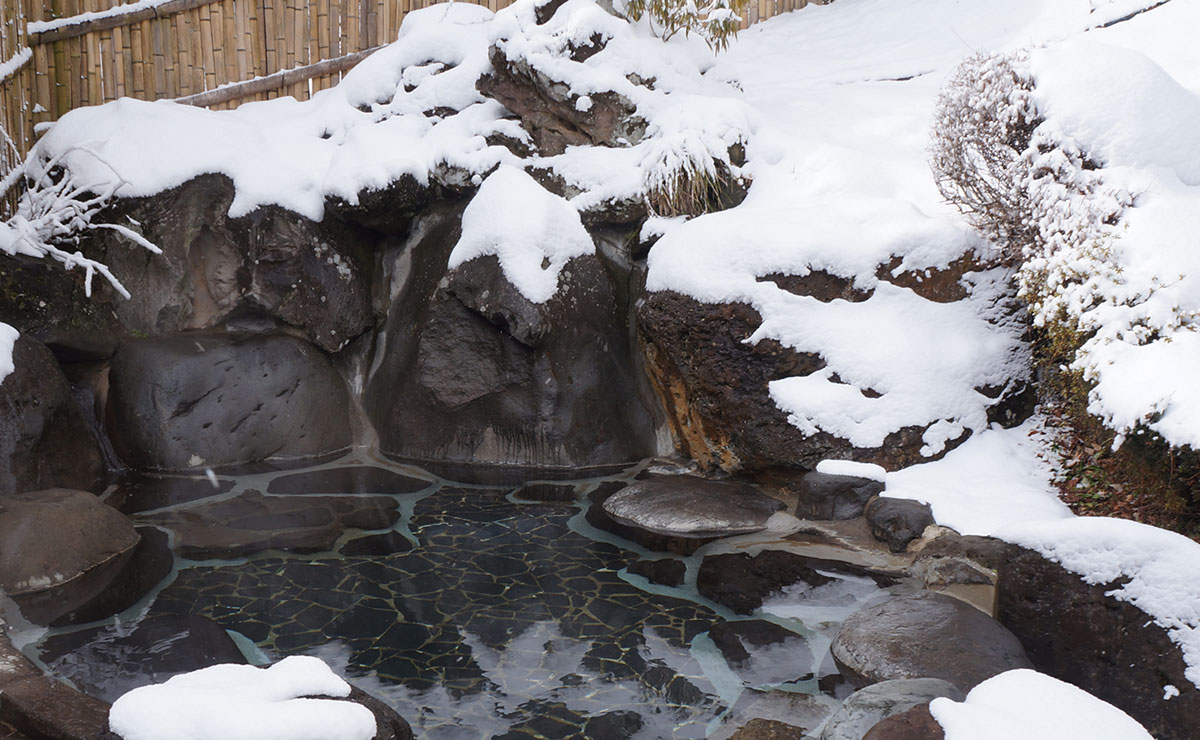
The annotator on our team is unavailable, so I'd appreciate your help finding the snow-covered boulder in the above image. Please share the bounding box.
[107,333,353,472]
[0,488,139,624]
[0,335,105,496]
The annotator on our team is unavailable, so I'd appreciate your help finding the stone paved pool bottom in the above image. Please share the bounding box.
[33,461,878,739]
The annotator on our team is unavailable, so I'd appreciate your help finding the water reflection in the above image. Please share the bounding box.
[31,460,889,738]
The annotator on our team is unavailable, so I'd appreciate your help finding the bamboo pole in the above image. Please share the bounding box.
[174,43,379,107]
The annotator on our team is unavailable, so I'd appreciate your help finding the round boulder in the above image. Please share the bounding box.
[603,476,785,542]
[819,679,963,740]
[831,591,1031,691]
[865,497,934,553]
[107,332,353,472]
[0,489,139,624]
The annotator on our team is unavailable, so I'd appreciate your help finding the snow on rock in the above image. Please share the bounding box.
[1019,40,1200,450]
[884,418,1073,536]
[930,668,1154,740]
[449,165,594,303]
[816,459,887,482]
[0,323,16,387]
[35,2,509,221]
[996,516,1200,689]
[107,655,376,740]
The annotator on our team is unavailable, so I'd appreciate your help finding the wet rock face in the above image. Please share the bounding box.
[366,204,659,473]
[0,488,139,625]
[832,591,1032,691]
[602,476,785,539]
[795,472,885,521]
[0,336,106,496]
[997,544,1200,740]
[820,679,963,740]
[106,332,353,472]
[86,174,376,352]
[697,550,836,615]
[636,292,935,473]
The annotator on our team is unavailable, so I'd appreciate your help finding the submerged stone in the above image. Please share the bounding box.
[697,550,836,615]
[138,488,398,559]
[266,467,432,496]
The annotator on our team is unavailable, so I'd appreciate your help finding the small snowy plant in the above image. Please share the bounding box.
[928,51,1040,261]
[618,0,748,52]
[0,145,160,299]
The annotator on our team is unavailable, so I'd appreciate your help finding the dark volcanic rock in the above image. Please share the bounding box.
[346,686,414,740]
[0,488,139,625]
[51,526,173,627]
[709,620,813,685]
[41,614,248,703]
[820,679,963,740]
[865,496,934,553]
[85,174,376,352]
[832,591,1032,691]
[0,337,105,496]
[138,488,399,559]
[637,292,940,473]
[697,550,836,614]
[725,718,809,740]
[628,558,686,587]
[266,467,431,496]
[997,544,1200,740]
[603,476,784,539]
[795,472,885,521]
[861,704,944,740]
[365,203,658,474]
[107,332,353,472]
[0,255,122,360]
[325,173,444,235]
[478,45,644,156]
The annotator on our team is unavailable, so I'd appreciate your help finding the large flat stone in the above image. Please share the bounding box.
[603,476,785,539]
[832,591,1031,691]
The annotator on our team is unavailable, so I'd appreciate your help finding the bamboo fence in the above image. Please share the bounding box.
[0,0,822,215]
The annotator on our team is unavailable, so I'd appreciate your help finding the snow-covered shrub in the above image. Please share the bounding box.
[931,42,1200,529]
[618,0,748,52]
[0,145,160,299]
[928,51,1040,261]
